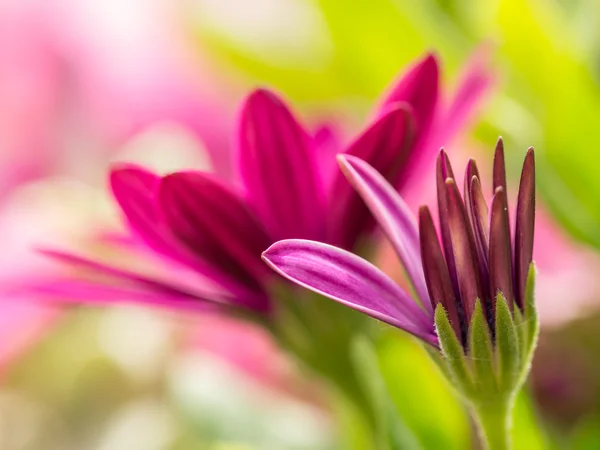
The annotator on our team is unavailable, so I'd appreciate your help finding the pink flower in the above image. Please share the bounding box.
[30,53,492,319]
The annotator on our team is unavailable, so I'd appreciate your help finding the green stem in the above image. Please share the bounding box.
[473,399,513,450]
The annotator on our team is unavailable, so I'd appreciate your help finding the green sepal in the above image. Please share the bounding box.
[523,263,540,359]
[468,300,497,395]
[434,304,474,398]
[495,293,520,393]
[514,263,540,387]
[350,336,422,450]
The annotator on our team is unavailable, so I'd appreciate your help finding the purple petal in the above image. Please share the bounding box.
[110,163,162,243]
[514,148,535,308]
[237,89,325,241]
[376,53,439,144]
[493,137,507,193]
[445,178,485,321]
[328,105,414,249]
[436,150,459,297]
[418,206,461,339]
[463,159,481,228]
[25,279,222,312]
[313,123,343,192]
[464,161,489,298]
[110,165,249,294]
[28,249,229,311]
[489,188,514,310]
[337,154,430,311]
[469,175,490,270]
[434,47,494,147]
[158,171,273,293]
[262,239,436,344]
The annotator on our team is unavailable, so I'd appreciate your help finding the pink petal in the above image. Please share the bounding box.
[328,105,414,249]
[262,239,436,345]
[337,155,430,312]
[158,171,272,293]
[237,89,325,241]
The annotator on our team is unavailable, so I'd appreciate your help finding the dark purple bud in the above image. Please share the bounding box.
[489,187,514,311]
[436,150,460,298]
[444,178,484,322]
[514,148,535,308]
[493,137,507,193]
[419,206,461,338]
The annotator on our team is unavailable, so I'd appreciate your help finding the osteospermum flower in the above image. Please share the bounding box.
[33,53,490,318]
[263,140,538,449]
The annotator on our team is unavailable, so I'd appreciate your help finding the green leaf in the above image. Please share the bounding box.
[434,304,473,397]
[468,300,496,395]
[495,294,520,393]
[351,336,422,450]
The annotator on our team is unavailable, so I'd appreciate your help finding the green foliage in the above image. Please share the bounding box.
[351,336,422,450]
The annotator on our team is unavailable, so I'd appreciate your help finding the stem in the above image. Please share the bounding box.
[473,399,513,450]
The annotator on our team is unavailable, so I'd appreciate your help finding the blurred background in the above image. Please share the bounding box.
[1,0,600,448]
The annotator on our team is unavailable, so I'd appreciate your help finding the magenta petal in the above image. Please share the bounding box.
[111,165,230,285]
[159,171,272,293]
[434,48,494,147]
[110,163,162,243]
[338,155,430,311]
[237,89,325,241]
[313,123,343,193]
[328,105,414,249]
[262,239,436,344]
[26,279,222,312]
[376,53,439,141]
[40,249,223,302]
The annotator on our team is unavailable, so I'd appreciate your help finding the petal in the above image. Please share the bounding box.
[237,89,325,241]
[469,176,490,254]
[337,154,430,311]
[313,123,343,193]
[445,178,485,321]
[514,148,536,308]
[463,159,481,229]
[376,52,439,142]
[489,188,514,310]
[159,171,273,293]
[328,105,414,249]
[110,163,162,244]
[111,165,243,291]
[434,47,494,147]
[262,239,435,344]
[493,137,507,193]
[419,206,462,340]
[436,150,460,297]
[39,249,223,304]
[25,279,222,312]
[464,160,489,297]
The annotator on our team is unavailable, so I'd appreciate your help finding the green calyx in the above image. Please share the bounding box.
[433,263,539,403]
[433,263,540,450]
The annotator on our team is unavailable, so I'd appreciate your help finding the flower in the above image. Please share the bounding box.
[262,139,538,395]
[31,53,491,318]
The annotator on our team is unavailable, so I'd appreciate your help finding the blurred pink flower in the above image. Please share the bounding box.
[0,0,235,371]
[30,53,492,320]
